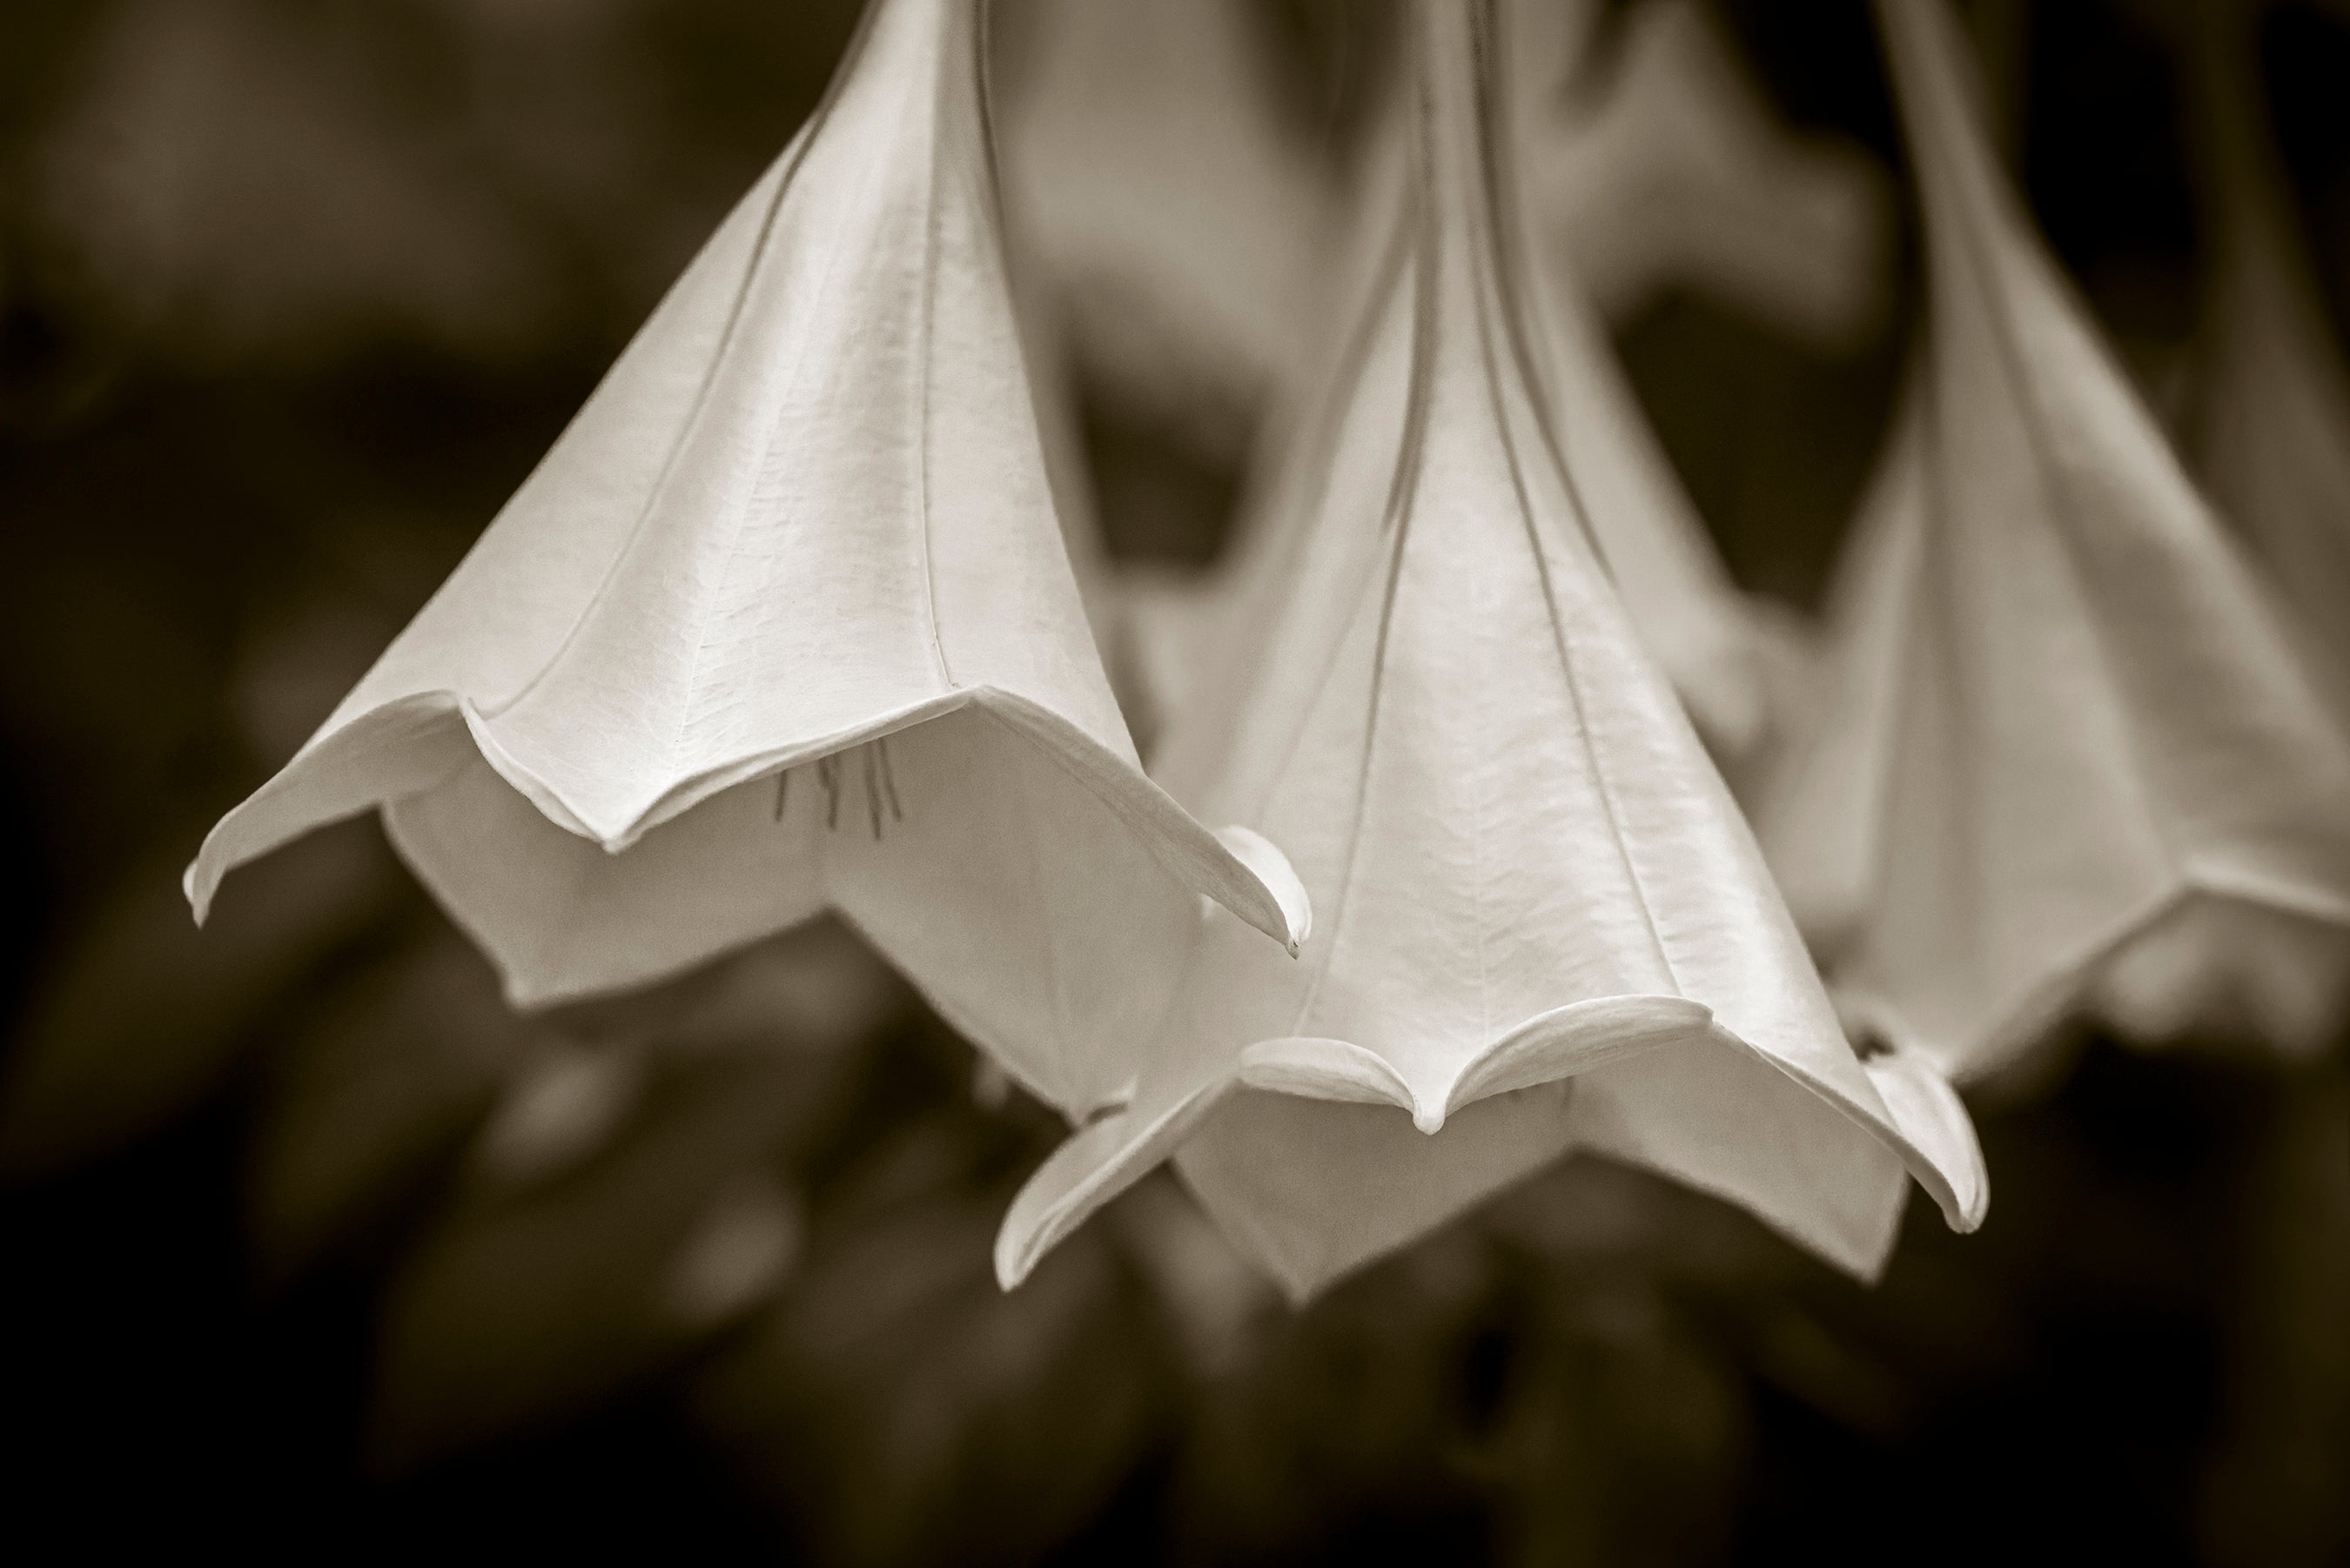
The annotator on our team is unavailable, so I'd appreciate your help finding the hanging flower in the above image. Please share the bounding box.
[2088,3,2350,1056]
[1759,0,2350,1080]
[996,0,1985,1304]
[183,0,1309,1121]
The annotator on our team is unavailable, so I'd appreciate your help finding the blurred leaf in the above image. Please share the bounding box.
[470,1036,649,1193]
[0,814,396,1174]
[1482,1153,1828,1292]
[1480,1278,1748,1568]
[31,0,557,365]
[626,916,910,1062]
[701,1157,1172,1568]
[245,928,515,1276]
[661,1174,804,1334]
[1106,1172,1279,1381]
[1170,1230,1501,1557]
[370,1037,850,1468]
[2199,1068,2350,1568]
[472,920,908,1190]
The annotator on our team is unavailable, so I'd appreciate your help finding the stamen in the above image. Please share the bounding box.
[1852,1030,1894,1062]
[800,746,899,837]
[772,768,789,821]
[817,754,841,830]
[876,736,904,821]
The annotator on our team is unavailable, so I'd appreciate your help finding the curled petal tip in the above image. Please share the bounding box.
[181,859,212,928]
[1411,1103,1447,1136]
[1212,824,1313,951]
[1849,1030,1992,1236]
[1933,1157,1991,1236]
[991,1232,1031,1293]
[995,1186,1084,1295]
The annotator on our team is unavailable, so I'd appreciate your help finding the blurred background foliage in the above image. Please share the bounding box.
[2,0,2347,1562]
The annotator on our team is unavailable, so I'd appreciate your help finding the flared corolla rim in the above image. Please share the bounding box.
[1839,874,2350,1090]
[994,991,1989,1291]
[185,683,1312,958]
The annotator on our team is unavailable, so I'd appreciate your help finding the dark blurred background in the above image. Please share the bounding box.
[2,1,2347,1563]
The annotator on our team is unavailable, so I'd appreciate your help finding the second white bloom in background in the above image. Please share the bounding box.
[1760,0,2350,1080]
[2098,0,2350,1056]
[2186,0,2350,694]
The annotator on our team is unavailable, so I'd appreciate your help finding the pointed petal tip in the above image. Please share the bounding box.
[1934,1136,1991,1234]
[181,858,212,928]
[1910,1136,1990,1237]
[1839,1017,1992,1236]
[1949,1184,1989,1234]
[1846,1237,1897,1289]
[1268,1263,1322,1311]
[994,1169,1066,1293]
[992,1225,1036,1293]
[1411,1104,1447,1136]
[991,1099,1172,1296]
[994,1151,1116,1294]
[1212,824,1312,953]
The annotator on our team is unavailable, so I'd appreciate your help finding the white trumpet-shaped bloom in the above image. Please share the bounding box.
[184,0,1308,1118]
[2089,5,2350,1055]
[1759,0,2350,1079]
[997,0,1985,1303]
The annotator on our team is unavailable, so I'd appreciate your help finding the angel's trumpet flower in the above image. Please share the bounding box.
[1760,0,2350,1079]
[997,0,1985,1303]
[2088,2,2350,1055]
[183,0,1308,1119]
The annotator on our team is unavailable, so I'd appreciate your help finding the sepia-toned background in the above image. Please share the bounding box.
[3,1,2347,1561]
